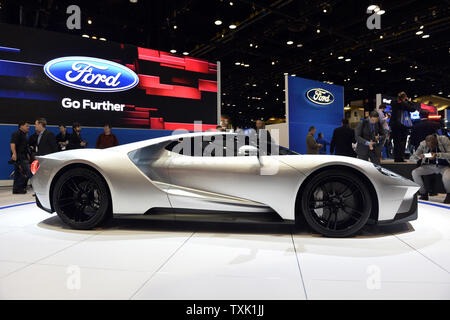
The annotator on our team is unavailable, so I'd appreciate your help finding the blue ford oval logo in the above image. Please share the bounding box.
[44,56,139,92]
[306,88,335,105]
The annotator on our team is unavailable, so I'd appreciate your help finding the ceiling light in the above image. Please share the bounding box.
[406,77,411,80]
[438,91,443,94]
[379,35,383,39]
[271,61,275,65]
[388,56,391,59]
[244,64,249,67]
[91,36,97,40]
[183,52,189,56]
[338,56,344,59]
[87,19,92,24]
[129,0,138,3]
[235,62,241,65]
[286,40,293,45]
[297,43,303,47]
[422,34,430,38]
[229,1,233,5]
[291,74,296,77]
[330,52,333,55]
[369,48,373,52]
[252,84,257,87]
[376,10,385,15]
[359,88,364,91]
[249,43,253,47]
[214,20,222,25]
[375,67,381,71]
[82,34,89,38]
[345,58,351,62]
[416,30,423,35]
[308,58,312,62]
[170,49,177,53]
[229,24,237,29]
[420,25,424,29]
[99,37,106,41]
[316,29,321,33]
[381,69,387,72]
[354,87,359,90]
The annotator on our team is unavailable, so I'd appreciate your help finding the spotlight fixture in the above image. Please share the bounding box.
[229,24,237,29]
[345,58,351,62]
[381,69,387,72]
[296,43,303,47]
[91,36,97,40]
[271,61,275,65]
[235,62,241,65]
[338,56,344,59]
[87,19,92,24]
[286,40,293,45]
[229,1,233,5]
[214,20,222,25]
[316,29,321,33]
[82,34,89,38]
[173,25,177,30]
[420,25,424,29]
[99,37,106,41]
[308,58,312,62]
[375,67,381,71]
[422,34,430,38]
[379,35,383,39]
[416,30,423,35]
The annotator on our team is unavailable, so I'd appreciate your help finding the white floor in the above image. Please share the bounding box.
[0,197,449,299]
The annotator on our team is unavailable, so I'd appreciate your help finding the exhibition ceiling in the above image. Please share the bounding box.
[0,0,449,125]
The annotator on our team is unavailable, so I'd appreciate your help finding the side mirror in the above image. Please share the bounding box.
[238,145,259,157]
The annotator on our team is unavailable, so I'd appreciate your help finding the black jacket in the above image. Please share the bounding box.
[390,99,417,128]
[409,119,440,150]
[36,129,58,156]
[67,132,86,150]
[355,119,386,154]
[330,126,356,157]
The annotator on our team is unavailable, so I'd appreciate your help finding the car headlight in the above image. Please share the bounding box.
[373,164,402,178]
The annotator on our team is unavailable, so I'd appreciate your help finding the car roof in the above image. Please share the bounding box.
[108,131,238,153]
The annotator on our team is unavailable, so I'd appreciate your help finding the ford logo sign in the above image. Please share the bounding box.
[306,88,335,105]
[44,56,139,92]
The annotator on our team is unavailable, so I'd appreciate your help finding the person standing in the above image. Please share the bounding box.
[10,121,31,194]
[34,118,58,156]
[376,104,390,160]
[96,124,119,149]
[56,124,69,151]
[330,119,356,157]
[306,126,322,154]
[67,122,88,150]
[390,92,417,162]
[316,133,329,155]
[410,135,450,203]
[355,111,386,164]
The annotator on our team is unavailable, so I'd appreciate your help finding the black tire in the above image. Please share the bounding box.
[300,169,372,237]
[52,168,111,229]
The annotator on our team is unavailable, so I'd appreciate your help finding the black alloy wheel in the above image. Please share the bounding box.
[53,168,111,229]
[300,169,372,237]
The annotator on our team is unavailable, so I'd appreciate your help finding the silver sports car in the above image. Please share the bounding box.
[31,131,420,237]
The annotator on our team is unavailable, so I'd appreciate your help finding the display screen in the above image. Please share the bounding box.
[0,23,218,130]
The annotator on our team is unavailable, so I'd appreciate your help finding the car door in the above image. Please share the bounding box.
[166,134,302,216]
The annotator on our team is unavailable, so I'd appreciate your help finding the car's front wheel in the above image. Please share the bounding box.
[300,169,372,237]
[52,167,111,229]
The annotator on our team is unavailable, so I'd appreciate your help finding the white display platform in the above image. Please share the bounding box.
[0,193,449,300]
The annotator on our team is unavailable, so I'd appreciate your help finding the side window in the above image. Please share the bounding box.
[165,135,238,157]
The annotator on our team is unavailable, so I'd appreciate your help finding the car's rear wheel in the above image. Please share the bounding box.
[52,168,111,229]
[300,169,372,237]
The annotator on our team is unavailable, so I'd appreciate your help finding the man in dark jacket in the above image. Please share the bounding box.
[67,122,88,150]
[390,92,417,162]
[330,119,356,157]
[355,111,386,164]
[56,124,69,151]
[34,118,58,156]
[409,112,440,151]
[10,121,31,194]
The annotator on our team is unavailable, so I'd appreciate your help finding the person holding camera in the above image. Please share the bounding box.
[410,134,450,203]
[10,121,32,194]
[355,111,386,165]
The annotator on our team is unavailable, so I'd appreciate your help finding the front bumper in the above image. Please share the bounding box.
[377,193,418,225]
